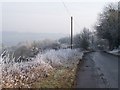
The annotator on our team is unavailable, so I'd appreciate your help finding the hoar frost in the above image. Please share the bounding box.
[1,49,83,88]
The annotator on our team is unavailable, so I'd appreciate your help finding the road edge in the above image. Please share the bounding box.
[73,51,94,88]
[103,51,120,57]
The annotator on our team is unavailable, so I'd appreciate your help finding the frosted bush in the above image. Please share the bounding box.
[1,51,53,88]
[39,49,83,68]
[1,48,83,88]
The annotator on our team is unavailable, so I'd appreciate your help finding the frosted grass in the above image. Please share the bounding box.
[1,49,83,88]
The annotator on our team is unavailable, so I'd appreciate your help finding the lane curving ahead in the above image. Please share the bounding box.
[91,52,118,88]
[76,51,118,88]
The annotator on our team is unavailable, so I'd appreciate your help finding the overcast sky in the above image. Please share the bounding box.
[0,0,118,34]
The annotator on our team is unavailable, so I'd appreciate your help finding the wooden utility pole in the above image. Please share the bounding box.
[71,16,73,49]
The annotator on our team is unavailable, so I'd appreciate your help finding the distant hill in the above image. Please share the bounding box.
[2,31,68,46]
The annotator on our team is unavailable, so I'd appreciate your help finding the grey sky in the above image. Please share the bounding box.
[0,0,117,34]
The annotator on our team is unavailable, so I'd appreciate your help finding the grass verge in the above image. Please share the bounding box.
[31,65,78,88]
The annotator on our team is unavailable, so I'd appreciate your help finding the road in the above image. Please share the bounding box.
[76,51,118,88]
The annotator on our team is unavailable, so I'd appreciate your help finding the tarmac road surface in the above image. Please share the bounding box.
[76,51,118,88]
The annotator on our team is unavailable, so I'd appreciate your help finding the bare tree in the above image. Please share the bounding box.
[80,28,90,50]
[95,3,119,50]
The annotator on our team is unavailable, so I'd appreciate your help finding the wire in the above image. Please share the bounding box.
[61,0,71,16]
[61,0,82,32]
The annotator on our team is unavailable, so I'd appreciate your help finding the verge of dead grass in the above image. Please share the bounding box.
[31,65,78,88]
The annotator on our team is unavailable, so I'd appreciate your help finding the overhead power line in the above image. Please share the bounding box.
[61,0,81,30]
[61,0,71,16]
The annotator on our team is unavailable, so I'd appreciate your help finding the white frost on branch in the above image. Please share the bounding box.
[1,48,83,88]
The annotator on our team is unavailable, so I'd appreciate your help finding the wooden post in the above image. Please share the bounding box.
[71,16,73,49]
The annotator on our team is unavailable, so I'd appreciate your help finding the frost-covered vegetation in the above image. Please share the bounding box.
[108,49,120,56]
[1,42,83,88]
[95,3,119,50]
